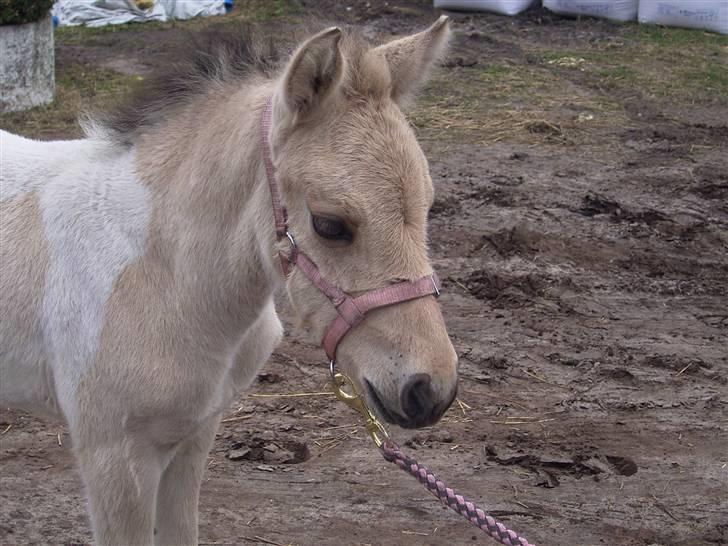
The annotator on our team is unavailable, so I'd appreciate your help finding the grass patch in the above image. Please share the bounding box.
[480,65,511,77]
[0,64,139,139]
[56,21,171,45]
[410,63,628,146]
[680,63,728,96]
[240,0,296,21]
[628,24,728,49]
[597,65,638,83]
[534,23,728,106]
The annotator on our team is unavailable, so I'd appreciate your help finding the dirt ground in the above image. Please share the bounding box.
[1,1,727,545]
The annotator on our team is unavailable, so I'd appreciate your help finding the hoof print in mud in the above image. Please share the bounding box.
[226,434,310,465]
[486,445,639,487]
[605,455,638,477]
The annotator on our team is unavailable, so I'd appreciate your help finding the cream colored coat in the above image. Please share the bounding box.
[0,18,457,545]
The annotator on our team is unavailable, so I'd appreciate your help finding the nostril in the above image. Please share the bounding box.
[401,373,435,421]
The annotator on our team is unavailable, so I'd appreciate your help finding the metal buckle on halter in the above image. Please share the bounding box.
[430,273,440,297]
[329,364,390,449]
[279,230,298,272]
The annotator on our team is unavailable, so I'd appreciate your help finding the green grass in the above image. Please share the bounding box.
[426,28,728,145]
[242,0,296,21]
[0,64,139,139]
[533,22,728,105]
[681,63,728,95]
[477,64,515,79]
[628,24,728,48]
[56,21,172,45]
[597,65,638,83]
[409,61,628,146]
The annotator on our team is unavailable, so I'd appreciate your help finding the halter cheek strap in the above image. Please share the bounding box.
[260,97,441,363]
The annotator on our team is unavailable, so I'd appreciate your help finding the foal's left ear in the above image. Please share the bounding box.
[279,27,343,123]
[370,16,451,107]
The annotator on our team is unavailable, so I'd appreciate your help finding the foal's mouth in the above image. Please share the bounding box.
[364,379,412,429]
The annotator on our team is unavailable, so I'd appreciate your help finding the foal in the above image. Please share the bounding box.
[0,18,458,545]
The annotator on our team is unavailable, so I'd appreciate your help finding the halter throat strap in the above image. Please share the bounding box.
[260,97,441,362]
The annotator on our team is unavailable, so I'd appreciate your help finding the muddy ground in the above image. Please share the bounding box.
[1,1,727,545]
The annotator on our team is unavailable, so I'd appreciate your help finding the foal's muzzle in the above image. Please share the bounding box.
[367,373,457,429]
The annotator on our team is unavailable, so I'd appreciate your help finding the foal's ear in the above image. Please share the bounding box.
[279,27,343,122]
[371,16,450,106]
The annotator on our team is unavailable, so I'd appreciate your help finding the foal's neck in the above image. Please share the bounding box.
[135,84,281,338]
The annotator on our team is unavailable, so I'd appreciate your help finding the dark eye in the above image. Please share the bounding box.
[312,215,352,242]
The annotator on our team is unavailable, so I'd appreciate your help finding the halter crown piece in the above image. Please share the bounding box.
[260,97,442,369]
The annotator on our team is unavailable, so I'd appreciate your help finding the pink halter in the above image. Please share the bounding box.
[260,98,442,364]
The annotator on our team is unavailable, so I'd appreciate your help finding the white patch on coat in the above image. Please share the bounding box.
[1,131,98,201]
[0,131,153,423]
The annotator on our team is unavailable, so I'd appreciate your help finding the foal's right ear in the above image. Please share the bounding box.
[278,27,343,124]
[370,16,450,107]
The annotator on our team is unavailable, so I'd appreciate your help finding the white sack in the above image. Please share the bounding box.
[434,0,538,16]
[157,0,227,20]
[53,0,229,27]
[53,0,167,27]
[638,1,728,35]
[543,0,639,22]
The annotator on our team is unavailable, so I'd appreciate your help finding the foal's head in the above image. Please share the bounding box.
[269,18,457,429]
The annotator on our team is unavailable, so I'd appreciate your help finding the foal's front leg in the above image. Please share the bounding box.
[75,434,163,545]
[154,415,220,546]
[155,300,283,544]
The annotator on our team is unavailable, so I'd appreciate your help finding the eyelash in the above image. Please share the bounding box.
[311,215,353,242]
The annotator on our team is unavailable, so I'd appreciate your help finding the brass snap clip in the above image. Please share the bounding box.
[330,371,390,448]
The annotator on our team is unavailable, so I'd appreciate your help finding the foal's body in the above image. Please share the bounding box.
[1,19,457,545]
[2,112,283,542]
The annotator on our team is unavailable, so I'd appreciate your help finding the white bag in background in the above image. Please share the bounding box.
[638,1,728,35]
[157,0,227,20]
[53,0,229,27]
[52,0,168,27]
[434,0,538,16]
[543,0,639,22]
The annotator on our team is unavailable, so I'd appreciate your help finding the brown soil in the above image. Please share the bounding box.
[1,2,727,545]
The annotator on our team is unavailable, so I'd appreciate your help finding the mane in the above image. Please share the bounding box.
[86,26,281,144]
[86,25,384,145]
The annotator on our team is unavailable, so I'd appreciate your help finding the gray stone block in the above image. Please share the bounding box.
[1,15,55,113]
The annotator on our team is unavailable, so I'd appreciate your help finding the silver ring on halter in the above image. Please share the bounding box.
[430,274,440,296]
[286,230,297,247]
[329,359,336,378]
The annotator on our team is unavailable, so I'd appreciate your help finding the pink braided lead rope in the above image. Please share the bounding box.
[381,440,536,546]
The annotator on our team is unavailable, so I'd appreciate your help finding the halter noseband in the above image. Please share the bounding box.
[260,97,441,367]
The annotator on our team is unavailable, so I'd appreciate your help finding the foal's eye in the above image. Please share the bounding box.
[312,215,352,242]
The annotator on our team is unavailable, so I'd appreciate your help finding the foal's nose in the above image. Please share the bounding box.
[401,373,437,423]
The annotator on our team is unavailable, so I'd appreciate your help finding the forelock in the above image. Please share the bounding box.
[337,30,390,102]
